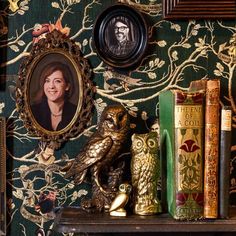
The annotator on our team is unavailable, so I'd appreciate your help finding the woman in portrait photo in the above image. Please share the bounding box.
[31,62,77,131]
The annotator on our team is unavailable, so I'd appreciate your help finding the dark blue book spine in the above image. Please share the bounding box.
[219,106,232,219]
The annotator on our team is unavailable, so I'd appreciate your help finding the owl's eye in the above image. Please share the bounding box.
[135,139,143,148]
[119,184,125,191]
[127,184,132,192]
[147,139,156,148]
[117,112,124,121]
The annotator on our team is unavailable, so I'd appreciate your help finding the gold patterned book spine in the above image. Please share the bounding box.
[175,92,204,220]
[204,79,220,218]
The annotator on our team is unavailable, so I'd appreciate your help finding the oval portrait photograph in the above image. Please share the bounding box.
[16,30,94,147]
[28,52,81,132]
[104,16,137,58]
[93,4,148,69]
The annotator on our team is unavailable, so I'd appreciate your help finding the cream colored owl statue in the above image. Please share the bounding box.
[131,131,162,215]
[109,183,132,216]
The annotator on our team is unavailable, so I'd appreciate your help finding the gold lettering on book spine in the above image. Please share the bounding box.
[175,105,203,128]
[175,105,203,192]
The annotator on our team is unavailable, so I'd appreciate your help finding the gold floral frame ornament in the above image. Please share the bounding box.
[163,0,236,19]
[0,117,6,235]
[16,30,94,149]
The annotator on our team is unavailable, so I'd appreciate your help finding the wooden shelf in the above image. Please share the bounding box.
[53,207,236,234]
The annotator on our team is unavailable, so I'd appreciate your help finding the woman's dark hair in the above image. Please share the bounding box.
[34,62,74,104]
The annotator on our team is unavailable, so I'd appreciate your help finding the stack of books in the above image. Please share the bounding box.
[159,79,232,220]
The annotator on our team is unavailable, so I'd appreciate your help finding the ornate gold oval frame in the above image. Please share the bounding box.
[16,30,94,148]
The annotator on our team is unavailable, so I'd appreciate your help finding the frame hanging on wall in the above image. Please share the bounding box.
[16,30,94,149]
[93,3,148,69]
[163,0,236,19]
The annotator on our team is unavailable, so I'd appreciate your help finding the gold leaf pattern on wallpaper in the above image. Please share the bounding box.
[0,0,235,235]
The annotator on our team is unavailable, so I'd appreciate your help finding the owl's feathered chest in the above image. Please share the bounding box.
[132,152,157,166]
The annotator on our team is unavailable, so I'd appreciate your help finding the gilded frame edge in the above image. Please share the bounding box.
[162,0,236,19]
[25,48,84,136]
[0,117,6,235]
[16,30,94,148]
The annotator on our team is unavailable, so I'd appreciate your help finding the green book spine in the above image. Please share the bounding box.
[159,89,204,220]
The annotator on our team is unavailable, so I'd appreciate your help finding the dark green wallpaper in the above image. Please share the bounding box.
[0,0,236,235]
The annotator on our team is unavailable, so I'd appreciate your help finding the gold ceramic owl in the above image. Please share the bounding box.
[131,131,161,215]
[109,183,132,216]
[64,104,130,211]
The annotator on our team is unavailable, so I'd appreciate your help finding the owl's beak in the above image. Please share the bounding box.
[114,113,126,130]
[114,119,121,130]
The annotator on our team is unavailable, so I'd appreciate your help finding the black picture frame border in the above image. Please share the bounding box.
[93,3,148,69]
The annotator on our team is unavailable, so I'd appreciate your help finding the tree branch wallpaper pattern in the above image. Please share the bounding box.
[0,0,235,235]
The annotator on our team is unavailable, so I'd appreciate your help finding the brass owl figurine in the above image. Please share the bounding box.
[109,183,132,216]
[131,131,162,215]
[64,104,130,211]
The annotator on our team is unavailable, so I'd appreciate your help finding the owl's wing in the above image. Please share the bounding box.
[131,156,141,187]
[109,193,127,212]
[64,136,113,182]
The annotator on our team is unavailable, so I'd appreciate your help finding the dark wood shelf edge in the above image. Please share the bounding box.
[53,207,236,233]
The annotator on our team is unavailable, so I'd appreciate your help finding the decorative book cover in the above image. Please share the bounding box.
[219,106,232,219]
[159,89,204,220]
[203,79,220,219]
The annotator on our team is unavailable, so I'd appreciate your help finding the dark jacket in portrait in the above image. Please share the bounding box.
[110,40,135,56]
[31,98,77,131]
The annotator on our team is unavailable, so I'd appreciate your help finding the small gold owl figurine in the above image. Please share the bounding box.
[131,131,162,215]
[109,183,132,217]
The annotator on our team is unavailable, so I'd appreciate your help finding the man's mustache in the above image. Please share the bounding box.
[116,32,124,36]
